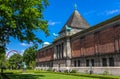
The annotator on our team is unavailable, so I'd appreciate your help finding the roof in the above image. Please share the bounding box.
[60,10,90,33]
[72,14,120,38]
[43,42,50,45]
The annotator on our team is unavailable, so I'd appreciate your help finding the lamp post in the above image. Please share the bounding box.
[22,61,26,73]
[89,62,93,74]
[58,63,60,72]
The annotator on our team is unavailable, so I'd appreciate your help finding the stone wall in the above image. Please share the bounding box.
[71,67,120,75]
[72,54,120,66]
[35,67,120,75]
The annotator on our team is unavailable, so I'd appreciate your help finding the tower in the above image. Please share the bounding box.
[53,5,90,67]
[59,7,90,36]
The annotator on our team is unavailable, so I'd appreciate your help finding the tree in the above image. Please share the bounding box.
[23,45,38,69]
[9,53,23,69]
[0,0,49,52]
[0,53,6,73]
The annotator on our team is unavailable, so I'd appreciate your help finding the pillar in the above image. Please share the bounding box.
[54,45,57,59]
[63,42,67,57]
[66,38,72,67]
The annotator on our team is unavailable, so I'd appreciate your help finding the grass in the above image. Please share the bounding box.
[7,72,100,79]
[5,70,99,79]
[3,70,120,79]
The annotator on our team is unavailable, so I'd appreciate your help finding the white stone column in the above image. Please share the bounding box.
[59,44,62,59]
[66,38,71,58]
[61,43,64,58]
[54,45,57,59]
[63,42,66,57]
[58,45,59,59]
[61,43,62,59]
[66,38,72,67]
[107,58,109,66]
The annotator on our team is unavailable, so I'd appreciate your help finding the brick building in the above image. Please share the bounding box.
[36,9,120,75]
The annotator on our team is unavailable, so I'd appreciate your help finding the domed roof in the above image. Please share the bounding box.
[42,42,50,47]
[43,42,50,45]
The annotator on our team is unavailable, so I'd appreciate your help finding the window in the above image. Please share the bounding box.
[78,60,80,67]
[91,59,94,67]
[58,45,60,59]
[86,59,89,67]
[109,57,114,66]
[74,60,77,67]
[113,24,119,28]
[80,36,85,40]
[102,58,107,66]
[56,45,59,59]
[94,31,100,35]
[61,43,64,58]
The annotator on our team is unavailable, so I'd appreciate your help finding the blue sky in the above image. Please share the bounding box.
[6,0,120,56]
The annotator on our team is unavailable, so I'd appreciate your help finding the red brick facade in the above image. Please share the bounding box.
[71,25,120,58]
[71,38,81,57]
[36,24,120,65]
[37,47,54,62]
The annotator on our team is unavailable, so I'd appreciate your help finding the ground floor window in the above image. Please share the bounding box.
[91,59,94,67]
[102,58,107,66]
[109,57,114,66]
[78,60,80,67]
[74,60,77,67]
[86,59,89,67]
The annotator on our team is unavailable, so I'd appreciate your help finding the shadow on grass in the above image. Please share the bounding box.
[6,73,45,79]
[1,73,11,79]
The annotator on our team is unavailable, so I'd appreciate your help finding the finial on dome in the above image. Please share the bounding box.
[74,3,77,10]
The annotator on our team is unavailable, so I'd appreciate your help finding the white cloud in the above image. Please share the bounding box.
[84,10,96,16]
[106,9,120,15]
[20,50,25,55]
[20,43,28,46]
[48,21,61,26]
[96,9,120,16]
[20,42,33,47]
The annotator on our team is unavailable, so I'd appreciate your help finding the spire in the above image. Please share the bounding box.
[74,3,77,10]
[59,10,90,33]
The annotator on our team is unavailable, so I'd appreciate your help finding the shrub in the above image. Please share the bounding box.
[47,68,53,72]
[70,69,77,73]
[27,66,32,69]
[103,70,109,75]
[84,70,89,74]
[64,70,68,73]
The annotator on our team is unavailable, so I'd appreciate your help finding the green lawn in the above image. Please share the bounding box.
[4,70,119,79]
[7,72,99,79]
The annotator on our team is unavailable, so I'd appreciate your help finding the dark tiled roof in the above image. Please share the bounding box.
[72,14,120,38]
[60,10,90,33]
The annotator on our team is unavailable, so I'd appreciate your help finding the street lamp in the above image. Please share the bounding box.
[58,63,60,72]
[89,62,93,74]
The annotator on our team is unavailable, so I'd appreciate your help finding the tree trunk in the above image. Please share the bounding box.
[1,68,3,73]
